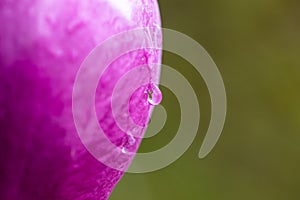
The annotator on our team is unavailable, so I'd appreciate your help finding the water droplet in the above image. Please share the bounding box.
[121,147,127,154]
[147,83,162,105]
[127,133,136,145]
[120,133,136,154]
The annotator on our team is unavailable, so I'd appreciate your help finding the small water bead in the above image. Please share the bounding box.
[128,83,162,127]
[121,147,127,154]
[141,55,146,62]
[127,134,136,145]
[147,83,162,105]
[120,133,137,154]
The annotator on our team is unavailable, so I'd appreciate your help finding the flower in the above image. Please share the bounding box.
[0,0,161,199]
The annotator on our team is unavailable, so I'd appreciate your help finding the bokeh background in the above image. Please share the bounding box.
[110,0,300,199]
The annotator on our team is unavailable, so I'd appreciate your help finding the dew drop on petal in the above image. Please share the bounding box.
[121,147,127,154]
[147,83,162,105]
[127,133,136,145]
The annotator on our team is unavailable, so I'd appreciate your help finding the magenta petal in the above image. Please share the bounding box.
[0,0,162,200]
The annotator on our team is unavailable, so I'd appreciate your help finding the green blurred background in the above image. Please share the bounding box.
[110,0,300,199]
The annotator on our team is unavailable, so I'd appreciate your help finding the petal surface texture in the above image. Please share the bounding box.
[0,0,161,199]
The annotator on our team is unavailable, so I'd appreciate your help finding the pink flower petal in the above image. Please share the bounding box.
[0,0,161,199]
